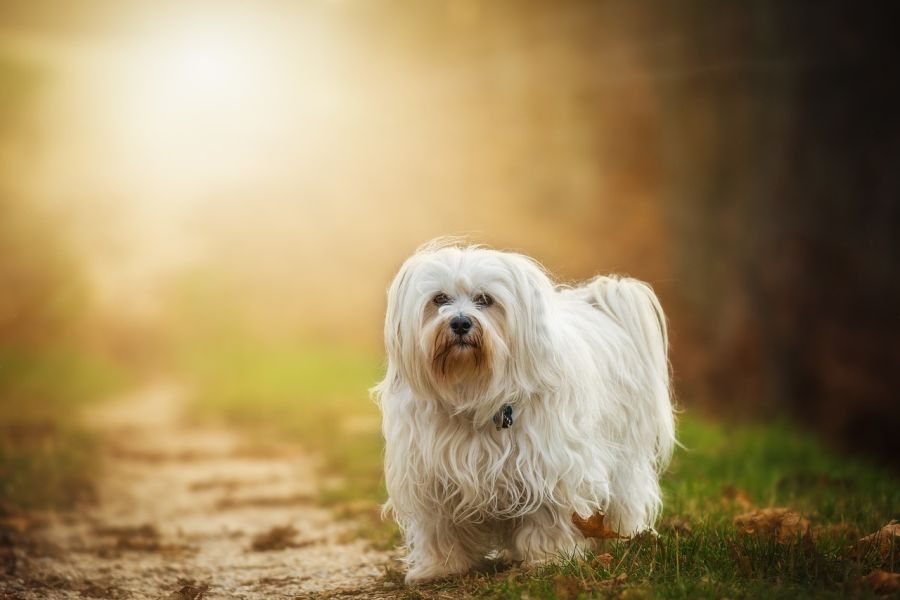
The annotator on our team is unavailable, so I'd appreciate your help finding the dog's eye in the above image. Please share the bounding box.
[473,293,494,308]
[432,293,452,306]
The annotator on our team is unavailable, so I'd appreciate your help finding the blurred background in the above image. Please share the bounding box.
[1,0,898,510]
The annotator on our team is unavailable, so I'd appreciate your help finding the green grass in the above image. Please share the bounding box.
[0,345,128,509]
[439,418,900,599]
[178,341,900,598]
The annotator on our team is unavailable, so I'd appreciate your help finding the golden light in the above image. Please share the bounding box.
[137,23,274,124]
[88,9,339,200]
[20,5,398,326]
[121,22,275,164]
[155,31,256,108]
[33,9,347,317]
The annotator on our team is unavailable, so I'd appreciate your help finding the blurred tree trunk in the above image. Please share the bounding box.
[656,1,900,463]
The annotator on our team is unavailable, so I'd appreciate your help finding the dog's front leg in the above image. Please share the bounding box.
[509,506,585,564]
[404,518,486,584]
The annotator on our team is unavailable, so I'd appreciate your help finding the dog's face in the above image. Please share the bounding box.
[383,245,556,416]
[421,280,503,386]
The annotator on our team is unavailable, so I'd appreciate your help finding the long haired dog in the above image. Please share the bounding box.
[374,242,675,583]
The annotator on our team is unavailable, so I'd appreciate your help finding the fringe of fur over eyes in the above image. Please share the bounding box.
[373,240,676,583]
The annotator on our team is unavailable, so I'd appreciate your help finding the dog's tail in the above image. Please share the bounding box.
[582,276,676,472]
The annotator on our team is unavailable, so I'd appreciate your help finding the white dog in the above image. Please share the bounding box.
[374,241,675,583]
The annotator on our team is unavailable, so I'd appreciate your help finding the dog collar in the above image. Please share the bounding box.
[492,404,514,430]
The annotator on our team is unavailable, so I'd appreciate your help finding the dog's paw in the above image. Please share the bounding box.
[495,547,525,564]
[404,561,469,584]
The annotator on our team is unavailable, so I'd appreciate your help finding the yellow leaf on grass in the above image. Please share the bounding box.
[593,552,614,568]
[572,512,626,540]
[857,520,900,560]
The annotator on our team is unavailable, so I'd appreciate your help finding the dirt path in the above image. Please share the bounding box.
[2,383,393,599]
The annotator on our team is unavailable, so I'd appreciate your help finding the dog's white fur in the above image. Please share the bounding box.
[374,241,675,583]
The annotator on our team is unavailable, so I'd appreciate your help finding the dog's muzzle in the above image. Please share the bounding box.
[449,314,473,336]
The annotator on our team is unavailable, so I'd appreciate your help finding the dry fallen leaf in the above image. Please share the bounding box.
[733,508,809,544]
[857,520,900,560]
[572,512,626,540]
[592,552,614,569]
[859,570,900,594]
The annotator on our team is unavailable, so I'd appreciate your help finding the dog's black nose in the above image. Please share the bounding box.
[449,315,473,336]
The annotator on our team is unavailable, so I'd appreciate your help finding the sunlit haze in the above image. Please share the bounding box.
[6,2,668,345]
[2,4,898,596]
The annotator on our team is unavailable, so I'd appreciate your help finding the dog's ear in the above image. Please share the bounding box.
[383,258,411,361]
[505,254,562,393]
[380,256,414,392]
[378,253,432,396]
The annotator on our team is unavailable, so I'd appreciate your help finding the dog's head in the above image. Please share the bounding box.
[382,241,558,417]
